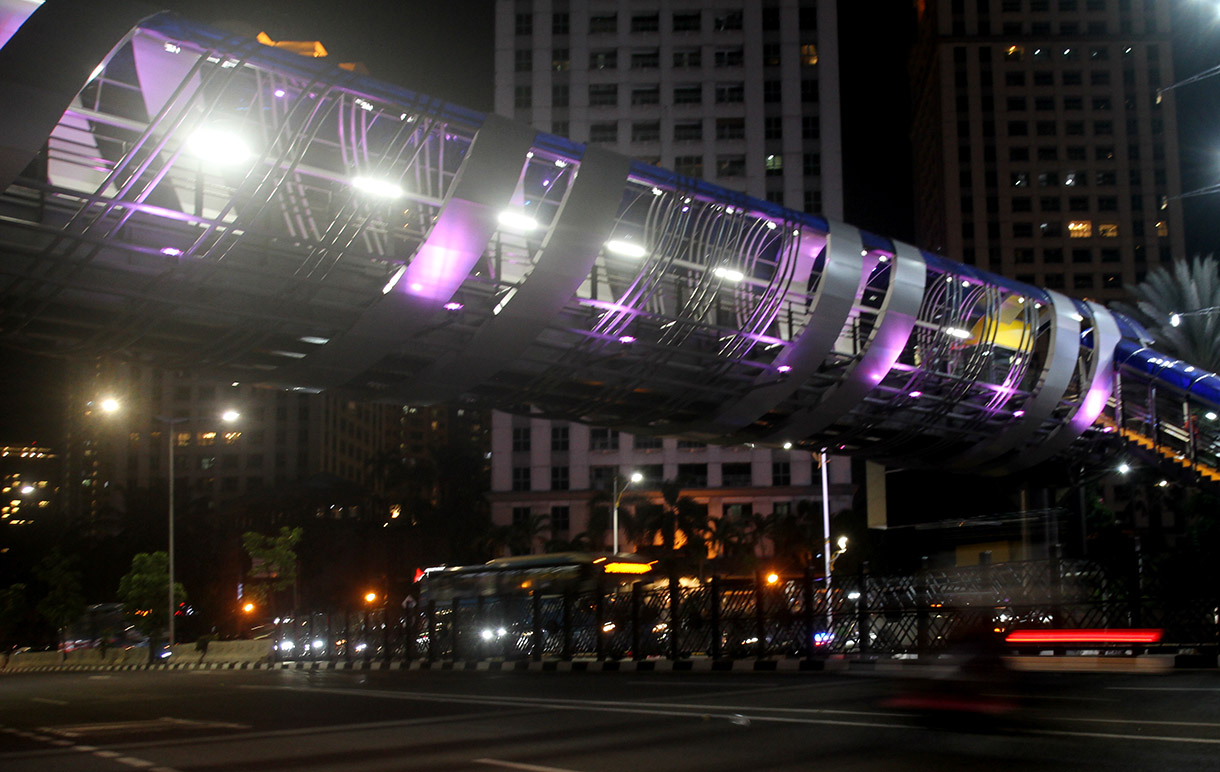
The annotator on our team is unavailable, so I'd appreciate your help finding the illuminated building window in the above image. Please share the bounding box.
[176,432,191,447]
[765,154,784,174]
[1156,220,1169,236]
[801,44,819,66]
[1068,220,1092,238]
[1098,223,1119,237]
[224,431,242,444]
[198,431,217,446]
[129,432,140,445]
[1005,44,1024,61]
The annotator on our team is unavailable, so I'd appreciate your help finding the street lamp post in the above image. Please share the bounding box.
[611,471,643,555]
[156,408,240,651]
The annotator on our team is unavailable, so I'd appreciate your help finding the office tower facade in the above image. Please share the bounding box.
[911,0,1185,303]
[487,410,853,554]
[494,0,843,218]
[489,1,853,554]
[64,361,402,530]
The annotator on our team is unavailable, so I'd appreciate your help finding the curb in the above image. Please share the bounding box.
[2,653,1208,674]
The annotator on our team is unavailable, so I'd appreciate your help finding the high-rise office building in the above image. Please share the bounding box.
[63,360,403,531]
[489,1,853,554]
[910,0,1185,303]
[494,0,843,217]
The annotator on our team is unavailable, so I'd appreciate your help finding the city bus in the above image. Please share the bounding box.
[418,552,656,602]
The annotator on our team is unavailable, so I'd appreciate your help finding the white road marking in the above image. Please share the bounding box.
[244,685,914,730]
[43,717,249,737]
[1109,686,1220,692]
[1036,728,1220,746]
[475,759,586,772]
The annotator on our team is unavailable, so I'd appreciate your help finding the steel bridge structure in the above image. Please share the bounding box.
[0,0,1217,477]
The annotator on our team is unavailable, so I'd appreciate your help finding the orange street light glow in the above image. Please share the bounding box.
[1005,628,1163,644]
[242,602,255,613]
[766,572,780,585]
[364,592,378,603]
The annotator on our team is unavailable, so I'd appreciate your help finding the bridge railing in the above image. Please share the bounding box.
[267,557,1218,662]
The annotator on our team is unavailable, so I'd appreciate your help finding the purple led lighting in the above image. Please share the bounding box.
[1013,409,1026,417]
[160,247,184,257]
[777,365,792,374]
[443,302,464,311]
[618,335,636,344]
[541,179,551,187]
[274,88,286,98]
[908,390,923,398]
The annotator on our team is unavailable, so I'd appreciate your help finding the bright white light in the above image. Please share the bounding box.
[837,536,849,550]
[618,335,636,344]
[382,265,407,294]
[481,629,494,641]
[222,410,240,422]
[352,176,404,198]
[777,365,792,374]
[714,266,744,282]
[848,591,861,600]
[280,640,294,652]
[630,471,644,484]
[100,398,120,413]
[497,210,538,232]
[299,336,329,345]
[312,639,324,649]
[944,327,971,339]
[1207,412,1218,421]
[1118,463,1131,474]
[1157,480,1169,488]
[908,390,923,398]
[782,441,793,450]
[20,486,34,495]
[160,247,184,257]
[1170,313,1182,327]
[765,221,777,230]
[496,627,507,637]
[605,239,647,258]
[186,127,253,165]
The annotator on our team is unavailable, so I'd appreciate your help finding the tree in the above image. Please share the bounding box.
[117,551,185,661]
[241,527,302,615]
[0,583,29,651]
[34,549,85,653]
[1111,255,1220,372]
[633,480,710,569]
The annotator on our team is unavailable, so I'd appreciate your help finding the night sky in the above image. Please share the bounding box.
[2,0,1220,445]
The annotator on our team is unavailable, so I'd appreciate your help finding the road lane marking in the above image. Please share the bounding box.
[1109,686,1220,692]
[475,759,585,772]
[43,717,250,737]
[0,723,185,772]
[243,685,915,731]
[1063,716,1220,729]
[1035,728,1220,746]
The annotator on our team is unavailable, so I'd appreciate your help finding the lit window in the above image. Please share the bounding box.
[765,154,783,172]
[176,432,191,447]
[1005,44,1024,61]
[1068,220,1092,238]
[198,431,217,446]
[1098,223,1119,237]
[224,431,242,444]
[800,44,819,65]
[1156,220,1169,236]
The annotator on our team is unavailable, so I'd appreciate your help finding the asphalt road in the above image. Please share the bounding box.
[1,667,1219,771]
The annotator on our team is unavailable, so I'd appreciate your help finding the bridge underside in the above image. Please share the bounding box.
[1,0,1217,476]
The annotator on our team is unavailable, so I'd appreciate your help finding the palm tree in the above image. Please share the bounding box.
[633,480,709,570]
[1111,255,1220,372]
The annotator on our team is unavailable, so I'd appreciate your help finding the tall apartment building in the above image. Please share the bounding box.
[494,0,843,218]
[911,0,1186,303]
[63,361,402,530]
[489,1,854,553]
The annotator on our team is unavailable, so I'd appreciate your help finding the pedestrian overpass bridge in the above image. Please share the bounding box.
[0,0,1216,479]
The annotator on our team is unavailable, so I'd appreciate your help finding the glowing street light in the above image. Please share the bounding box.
[364,591,379,604]
[611,471,644,555]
